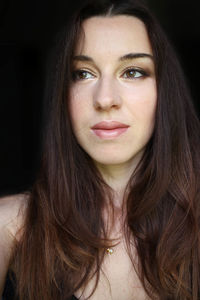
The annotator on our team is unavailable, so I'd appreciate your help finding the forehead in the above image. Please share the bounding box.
[75,15,152,57]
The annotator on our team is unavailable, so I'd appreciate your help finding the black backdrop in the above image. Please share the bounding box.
[0,0,199,196]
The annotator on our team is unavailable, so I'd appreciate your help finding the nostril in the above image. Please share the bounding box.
[94,100,120,111]
[93,93,122,110]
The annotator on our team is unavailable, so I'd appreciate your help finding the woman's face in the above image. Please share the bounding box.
[69,15,157,168]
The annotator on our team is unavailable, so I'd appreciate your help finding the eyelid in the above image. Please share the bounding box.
[121,66,149,79]
[72,66,150,81]
[72,68,96,81]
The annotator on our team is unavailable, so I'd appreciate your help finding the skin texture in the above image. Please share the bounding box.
[69,15,157,198]
[0,194,27,296]
[0,16,157,300]
[70,17,157,299]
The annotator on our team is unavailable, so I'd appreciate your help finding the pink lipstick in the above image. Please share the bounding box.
[91,121,129,139]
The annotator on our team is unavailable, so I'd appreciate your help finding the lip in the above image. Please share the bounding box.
[91,121,129,130]
[91,121,129,139]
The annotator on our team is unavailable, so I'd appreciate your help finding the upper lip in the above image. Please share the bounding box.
[91,121,129,130]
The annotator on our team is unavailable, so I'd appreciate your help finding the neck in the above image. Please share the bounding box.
[94,156,141,207]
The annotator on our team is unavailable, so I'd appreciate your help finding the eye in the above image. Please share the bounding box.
[72,69,94,81]
[122,68,148,79]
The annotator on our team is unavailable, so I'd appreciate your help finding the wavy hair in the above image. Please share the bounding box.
[10,0,200,299]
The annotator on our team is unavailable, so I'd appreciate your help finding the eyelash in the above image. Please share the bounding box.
[71,67,149,81]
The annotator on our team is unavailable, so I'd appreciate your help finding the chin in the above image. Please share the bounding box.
[94,158,127,166]
[89,147,145,169]
[92,154,139,167]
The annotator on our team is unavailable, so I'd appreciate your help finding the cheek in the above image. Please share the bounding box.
[126,81,157,125]
[69,87,92,133]
[134,99,157,124]
[69,89,79,132]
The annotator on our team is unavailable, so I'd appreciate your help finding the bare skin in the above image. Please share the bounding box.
[70,14,157,300]
[0,193,152,300]
[74,203,150,300]
[0,15,156,300]
[0,193,28,296]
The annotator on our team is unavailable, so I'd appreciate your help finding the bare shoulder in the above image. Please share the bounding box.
[0,192,29,237]
[0,192,29,295]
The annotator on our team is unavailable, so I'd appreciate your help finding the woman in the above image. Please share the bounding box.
[1,0,200,299]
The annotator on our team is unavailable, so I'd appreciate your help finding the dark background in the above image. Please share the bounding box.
[0,0,199,196]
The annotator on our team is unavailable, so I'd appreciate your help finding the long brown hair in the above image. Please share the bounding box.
[10,0,200,299]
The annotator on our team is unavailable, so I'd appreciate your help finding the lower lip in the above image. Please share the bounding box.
[92,127,128,139]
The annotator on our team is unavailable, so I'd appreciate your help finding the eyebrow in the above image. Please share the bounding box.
[73,52,154,62]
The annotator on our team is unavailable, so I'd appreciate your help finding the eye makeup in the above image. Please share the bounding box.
[71,54,155,82]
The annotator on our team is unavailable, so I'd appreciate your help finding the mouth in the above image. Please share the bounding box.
[91,121,129,139]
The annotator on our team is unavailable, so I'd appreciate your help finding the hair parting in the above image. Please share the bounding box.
[9,0,200,299]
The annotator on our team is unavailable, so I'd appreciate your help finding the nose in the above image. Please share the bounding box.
[93,78,122,111]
